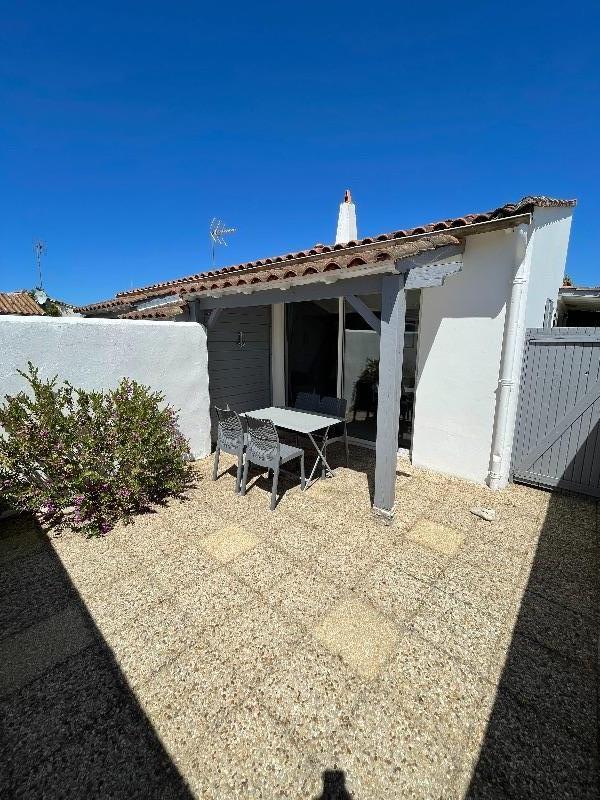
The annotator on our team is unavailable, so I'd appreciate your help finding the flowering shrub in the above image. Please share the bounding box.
[0,363,193,536]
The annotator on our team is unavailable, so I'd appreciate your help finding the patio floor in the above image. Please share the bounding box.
[1,445,598,798]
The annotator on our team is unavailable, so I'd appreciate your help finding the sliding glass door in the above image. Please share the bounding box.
[285,300,338,405]
[284,292,420,449]
[343,291,420,448]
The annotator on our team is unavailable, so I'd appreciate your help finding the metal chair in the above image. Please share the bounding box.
[294,391,320,412]
[213,406,246,493]
[240,416,305,510]
[318,396,350,467]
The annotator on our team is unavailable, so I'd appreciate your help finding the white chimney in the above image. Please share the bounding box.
[335,189,357,244]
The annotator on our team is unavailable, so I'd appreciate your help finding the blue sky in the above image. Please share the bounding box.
[1,1,598,305]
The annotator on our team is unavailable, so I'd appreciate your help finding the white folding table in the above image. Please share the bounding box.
[245,406,342,487]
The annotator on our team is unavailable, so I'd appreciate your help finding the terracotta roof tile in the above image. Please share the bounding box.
[0,292,45,316]
[76,195,575,314]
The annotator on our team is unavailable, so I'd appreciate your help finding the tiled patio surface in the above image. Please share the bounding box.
[1,446,598,798]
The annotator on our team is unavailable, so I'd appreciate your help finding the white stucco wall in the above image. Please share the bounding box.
[411,230,514,483]
[0,316,211,459]
[524,206,574,328]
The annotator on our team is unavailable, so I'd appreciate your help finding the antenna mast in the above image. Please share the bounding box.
[33,240,46,289]
[209,218,236,267]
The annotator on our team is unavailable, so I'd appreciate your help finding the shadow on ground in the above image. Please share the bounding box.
[0,513,194,799]
[465,430,599,798]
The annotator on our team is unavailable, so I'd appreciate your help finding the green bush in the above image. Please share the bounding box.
[0,363,193,536]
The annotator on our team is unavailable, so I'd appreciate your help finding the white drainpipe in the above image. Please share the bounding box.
[488,223,534,490]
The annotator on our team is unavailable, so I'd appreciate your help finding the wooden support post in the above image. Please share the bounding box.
[373,273,406,520]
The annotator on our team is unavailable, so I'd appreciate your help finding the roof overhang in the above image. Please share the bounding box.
[188,243,464,311]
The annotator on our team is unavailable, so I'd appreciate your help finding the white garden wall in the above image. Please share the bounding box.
[0,316,211,459]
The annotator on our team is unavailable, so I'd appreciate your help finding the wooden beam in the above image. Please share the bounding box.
[206,308,223,329]
[373,273,406,518]
[346,294,381,334]
[193,274,383,310]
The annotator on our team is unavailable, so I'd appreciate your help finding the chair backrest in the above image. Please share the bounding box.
[294,391,320,412]
[215,406,244,452]
[245,415,280,466]
[319,395,347,420]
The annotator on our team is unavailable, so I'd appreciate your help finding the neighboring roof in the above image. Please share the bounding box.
[76,195,576,315]
[0,292,45,316]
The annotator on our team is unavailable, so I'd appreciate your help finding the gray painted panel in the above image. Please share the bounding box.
[207,305,271,439]
[512,328,600,497]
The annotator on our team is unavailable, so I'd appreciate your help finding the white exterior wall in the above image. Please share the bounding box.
[0,316,211,459]
[524,206,574,328]
[411,230,514,483]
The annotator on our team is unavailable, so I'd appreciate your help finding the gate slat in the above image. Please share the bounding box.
[555,342,585,481]
[548,342,575,479]
[538,339,562,477]
[563,344,594,482]
[571,346,600,484]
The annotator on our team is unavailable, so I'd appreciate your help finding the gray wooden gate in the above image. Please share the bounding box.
[512,328,600,496]
[206,305,272,439]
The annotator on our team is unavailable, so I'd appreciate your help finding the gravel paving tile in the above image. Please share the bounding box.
[251,634,365,750]
[0,604,94,696]
[485,481,552,518]
[355,558,429,625]
[320,689,463,800]
[406,518,466,557]
[1,643,131,783]
[528,533,599,583]
[461,538,526,578]
[376,632,485,734]
[471,518,541,555]
[408,588,504,677]
[145,543,219,586]
[104,603,200,689]
[435,560,523,620]
[139,604,303,744]
[0,548,66,599]
[466,687,597,800]
[313,597,400,678]
[57,545,138,600]
[525,562,599,620]
[542,493,598,531]
[494,632,596,736]
[178,703,322,800]
[507,589,597,665]
[0,577,78,640]
[6,703,188,799]
[369,540,452,583]
[200,524,260,563]
[264,560,345,627]
[311,535,386,590]
[176,564,258,613]
[227,540,296,596]
[83,571,176,635]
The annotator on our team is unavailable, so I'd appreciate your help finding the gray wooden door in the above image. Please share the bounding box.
[511,328,600,497]
[207,306,271,439]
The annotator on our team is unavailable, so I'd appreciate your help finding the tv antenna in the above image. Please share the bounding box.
[33,240,46,289]
[209,218,236,267]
